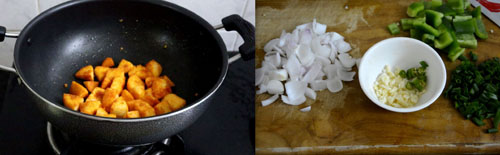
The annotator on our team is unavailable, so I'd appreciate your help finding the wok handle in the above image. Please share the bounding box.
[0,26,19,42]
[221,14,255,61]
[0,26,19,74]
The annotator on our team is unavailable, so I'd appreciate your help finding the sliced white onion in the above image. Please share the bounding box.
[280,57,288,67]
[281,95,290,104]
[296,23,310,30]
[310,80,327,91]
[305,87,317,100]
[302,63,321,83]
[279,30,287,47]
[262,60,277,72]
[338,69,356,81]
[264,52,281,67]
[355,58,361,67]
[327,77,343,93]
[284,95,306,106]
[315,55,331,67]
[311,37,331,58]
[256,83,267,94]
[272,45,285,55]
[269,69,288,81]
[300,106,311,112]
[338,53,356,68]
[299,29,312,45]
[262,94,279,107]
[328,42,338,63]
[324,64,338,79]
[258,19,358,109]
[285,55,301,81]
[267,80,284,94]
[330,32,344,42]
[264,38,279,53]
[335,40,352,53]
[314,23,327,35]
[296,44,315,66]
[315,71,325,80]
[285,80,307,101]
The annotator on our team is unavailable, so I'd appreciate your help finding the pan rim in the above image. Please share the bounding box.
[14,0,229,123]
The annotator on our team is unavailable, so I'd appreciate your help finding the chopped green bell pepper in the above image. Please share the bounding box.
[474,18,488,39]
[448,47,465,61]
[413,21,441,36]
[453,18,476,33]
[436,5,457,16]
[417,11,427,18]
[408,2,425,17]
[430,0,443,9]
[447,0,465,14]
[400,18,414,30]
[410,28,424,39]
[456,33,477,49]
[472,6,481,19]
[443,29,459,53]
[453,15,472,22]
[422,33,435,44]
[442,16,454,30]
[463,0,471,10]
[434,30,453,49]
[387,23,401,35]
[426,10,444,27]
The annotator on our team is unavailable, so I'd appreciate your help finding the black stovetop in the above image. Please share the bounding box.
[0,56,254,155]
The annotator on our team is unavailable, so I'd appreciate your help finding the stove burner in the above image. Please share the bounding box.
[47,123,184,155]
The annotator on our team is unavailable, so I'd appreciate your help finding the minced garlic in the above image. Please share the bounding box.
[373,65,424,108]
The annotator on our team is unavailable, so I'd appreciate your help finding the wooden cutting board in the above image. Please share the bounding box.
[255,0,500,154]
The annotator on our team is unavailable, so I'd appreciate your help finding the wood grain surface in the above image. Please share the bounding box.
[255,0,500,154]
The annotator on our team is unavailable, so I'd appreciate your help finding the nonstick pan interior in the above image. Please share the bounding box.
[14,0,226,110]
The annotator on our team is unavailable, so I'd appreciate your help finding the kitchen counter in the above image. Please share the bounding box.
[255,0,500,154]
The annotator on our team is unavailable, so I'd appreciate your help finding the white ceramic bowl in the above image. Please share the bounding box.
[358,37,446,113]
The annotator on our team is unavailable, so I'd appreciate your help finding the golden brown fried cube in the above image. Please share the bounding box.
[102,88,120,111]
[94,66,110,82]
[135,101,156,117]
[121,89,134,102]
[128,65,152,80]
[154,100,172,115]
[75,65,94,81]
[80,100,101,115]
[102,57,115,67]
[63,93,83,111]
[95,107,108,117]
[110,97,128,118]
[83,81,99,92]
[152,78,170,99]
[69,81,88,98]
[126,99,147,110]
[125,111,140,118]
[161,75,175,87]
[118,59,135,73]
[101,68,124,89]
[164,94,186,111]
[127,75,145,99]
[145,77,155,88]
[110,74,125,92]
[146,60,162,77]
[141,88,159,106]
[105,114,117,118]
[87,87,105,102]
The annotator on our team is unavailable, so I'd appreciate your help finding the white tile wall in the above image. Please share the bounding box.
[0,0,255,67]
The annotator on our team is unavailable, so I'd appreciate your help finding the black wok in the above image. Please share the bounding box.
[0,0,254,146]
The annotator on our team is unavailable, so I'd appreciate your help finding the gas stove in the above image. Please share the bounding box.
[0,54,254,154]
